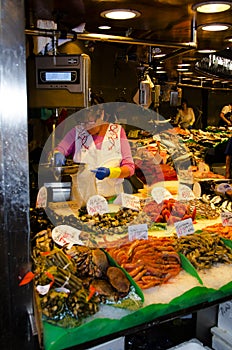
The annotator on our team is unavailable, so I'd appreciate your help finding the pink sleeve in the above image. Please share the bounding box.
[120,127,135,176]
[55,127,76,157]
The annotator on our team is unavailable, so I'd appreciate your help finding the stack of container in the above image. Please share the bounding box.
[211,300,232,350]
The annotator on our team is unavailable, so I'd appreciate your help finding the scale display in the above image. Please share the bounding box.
[35,55,84,93]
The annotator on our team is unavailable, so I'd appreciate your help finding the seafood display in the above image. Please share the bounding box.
[202,223,232,240]
[188,198,220,220]
[106,237,182,289]
[143,198,194,225]
[201,194,232,212]
[46,206,150,238]
[30,229,143,327]
[174,231,232,270]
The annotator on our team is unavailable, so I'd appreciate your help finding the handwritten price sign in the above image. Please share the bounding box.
[174,218,194,237]
[178,184,195,201]
[121,193,141,211]
[221,212,232,226]
[87,195,109,215]
[128,224,148,241]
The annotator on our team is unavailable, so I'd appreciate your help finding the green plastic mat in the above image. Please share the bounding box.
[42,284,231,350]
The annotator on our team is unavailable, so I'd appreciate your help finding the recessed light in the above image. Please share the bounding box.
[201,24,230,31]
[100,9,140,20]
[178,63,191,67]
[192,2,231,13]
[98,25,111,30]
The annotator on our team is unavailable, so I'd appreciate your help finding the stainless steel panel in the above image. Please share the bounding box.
[0,0,33,348]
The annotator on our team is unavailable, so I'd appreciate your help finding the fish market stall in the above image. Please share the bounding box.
[25,176,232,349]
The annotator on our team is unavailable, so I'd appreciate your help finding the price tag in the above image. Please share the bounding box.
[128,224,148,241]
[87,195,109,215]
[174,218,194,237]
[36,186,47,208]
[221,212,232,226]
[151,186,172,204]
[178,184,195,201]
[121,193,141,211]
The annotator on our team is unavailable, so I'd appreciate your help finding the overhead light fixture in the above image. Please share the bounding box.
[177,68,189,71]
[225,37,232,42]
[181,72,194,75]
[100,9,140,20]
[201,23,230,31]
[153,54,166,58]
[197,49,217,53]
[192,2,231,13]
[98,25,111,30]
[178,63,191,67]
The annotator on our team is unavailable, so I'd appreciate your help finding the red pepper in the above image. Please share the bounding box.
[45,271,55,287]
[192,207,197,221]
[19,271,35,286]
[86,285,96,302]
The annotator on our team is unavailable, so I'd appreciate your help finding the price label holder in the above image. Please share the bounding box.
[221,212,232,226]
[128,224,148,241]
[121,193,141,211]
[174,218,194,237]
[151,186,172,204]
[87,195,109,215]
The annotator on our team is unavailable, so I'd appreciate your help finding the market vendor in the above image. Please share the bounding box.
[219,102,232,126]
[53,104,135,203]
[174,98,195,129]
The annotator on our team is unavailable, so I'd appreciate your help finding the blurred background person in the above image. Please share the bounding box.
[174,98,195,129]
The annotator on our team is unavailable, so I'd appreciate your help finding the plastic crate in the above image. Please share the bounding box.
[211,326,232,350]
[167,338,211,350]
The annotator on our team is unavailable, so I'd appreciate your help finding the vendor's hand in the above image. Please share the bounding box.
[54,152,66,166]
[94,167,110,180]
[93,167,121,180]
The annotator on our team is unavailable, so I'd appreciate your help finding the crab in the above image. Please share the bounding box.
[106,266,130,294]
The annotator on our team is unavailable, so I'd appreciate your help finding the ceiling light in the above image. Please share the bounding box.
[177,68,189,71]
[153,54,166,58]
[225,37,232,42]
[201,23,230,31]
[181,72,194,75]
[197,49,217,53]
[98,25,111,30]
[100,9,140,20]
[178,63,191,67]
[192,2,231,13]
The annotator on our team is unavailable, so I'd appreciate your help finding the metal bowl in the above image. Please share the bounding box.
[53,163,86,177]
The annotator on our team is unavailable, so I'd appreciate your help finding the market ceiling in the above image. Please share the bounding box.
[25,0,232,85]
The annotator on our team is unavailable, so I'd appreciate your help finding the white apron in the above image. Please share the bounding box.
[71,124,124,203]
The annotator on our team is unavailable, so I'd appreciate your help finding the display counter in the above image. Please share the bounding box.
[31,201,232,350]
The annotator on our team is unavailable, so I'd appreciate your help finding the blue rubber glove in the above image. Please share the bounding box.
[94,167,110,180]
[54,152,66,166]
